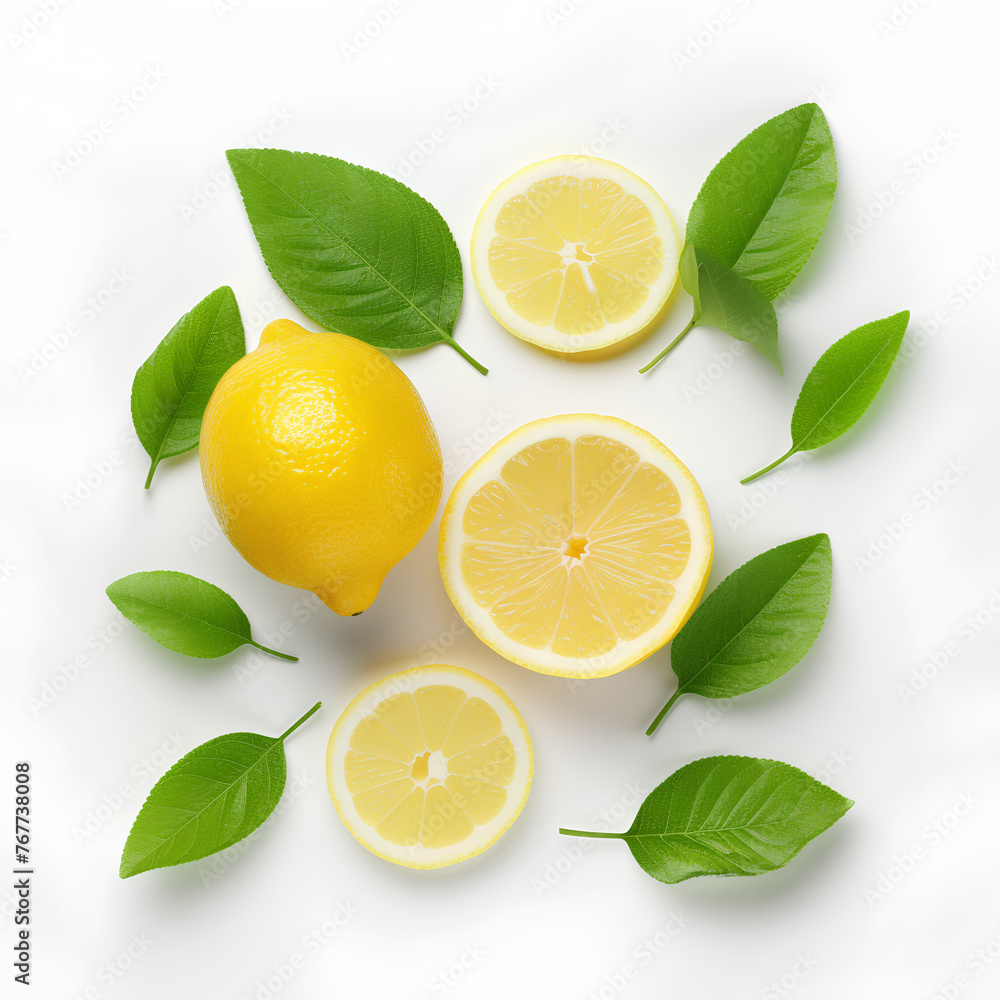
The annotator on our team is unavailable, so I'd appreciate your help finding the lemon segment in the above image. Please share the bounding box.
[471,156,681,353]
[439,415,713,678]
[327,665,532,867]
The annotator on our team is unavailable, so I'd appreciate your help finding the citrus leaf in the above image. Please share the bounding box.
[742,310,909,483]
[131,285,244,488]
[560,756,852,884]
[120,703,321,877]
[686,103,837,300]
[680,243,780,372]
[641,104,836,372]
[226,148,486,373]
[648,534,832,733]
[106,570,297,661]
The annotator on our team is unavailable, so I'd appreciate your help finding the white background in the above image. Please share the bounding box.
[4,0,1000,997]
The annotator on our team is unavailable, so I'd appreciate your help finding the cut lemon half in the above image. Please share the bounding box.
[326,664,532,868]
[471,155,680,353]
[439,415,713,678]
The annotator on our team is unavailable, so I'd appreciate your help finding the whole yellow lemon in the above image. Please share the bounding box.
[199,320,443,616]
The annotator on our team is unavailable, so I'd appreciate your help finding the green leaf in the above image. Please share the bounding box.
[640,104,836,372]
[686,103,837,300]
[682,243,781,372]
[741,310,910,483]
[226,148,486,374]
[120,703,321,877]
[131,285,244,489]
[106,570,297,661]
[647,534,832,734]
[560,756,852,884]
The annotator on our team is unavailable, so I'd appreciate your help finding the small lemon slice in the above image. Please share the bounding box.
[439,414,713,678]
[326,665,532,868]
[471,155,680,353]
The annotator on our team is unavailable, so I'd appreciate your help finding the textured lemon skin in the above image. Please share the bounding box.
[200,320,442,615]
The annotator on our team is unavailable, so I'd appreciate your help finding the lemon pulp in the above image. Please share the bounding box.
[345,686,514,848]
[439,415,713,678]
[490,176,664,333]
[472,157,680,352]
[328,665,532,867]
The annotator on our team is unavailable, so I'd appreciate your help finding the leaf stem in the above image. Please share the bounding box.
[558,828,624,839]
[639,315,697,374]
[442,334,488,375]
[646,689,684,736]
[143,460,158,490]
[279,701,322,741]
[740,446,797,485]
[249,640,299,662]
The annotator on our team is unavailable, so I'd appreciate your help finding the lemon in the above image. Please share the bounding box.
[471,155,680,354]
[326,664,532,868]
[439,414,713,678]
[199,320,442,616]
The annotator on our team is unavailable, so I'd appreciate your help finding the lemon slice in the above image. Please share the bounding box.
[471,155,680,353]
[326,664,532,868]
[439,414,713,678]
